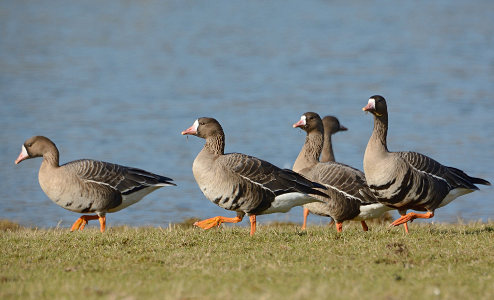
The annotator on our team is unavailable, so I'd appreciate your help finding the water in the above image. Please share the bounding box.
[1,0,493,229]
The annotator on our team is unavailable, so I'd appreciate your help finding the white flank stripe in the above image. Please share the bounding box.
[324,183,361,201]
[83,179,118,191]
[409,164,448,184]
[238,174,271,192]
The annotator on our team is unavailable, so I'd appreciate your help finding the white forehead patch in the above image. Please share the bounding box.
[368,98,376,109]
[300,115,307,125]
[193,119,199,130]
[21,145,28,156]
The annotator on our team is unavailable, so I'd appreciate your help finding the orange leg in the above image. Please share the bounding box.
[402,222,409,233]
[396,210,410,233]
[391,211,434,229]
[249,215,257,236]
[98,215,106,233]
[336,222,343,233]
[301,207,310,230]
[193,215,244,230]
[70,215,100,232]
[361,221,369,231]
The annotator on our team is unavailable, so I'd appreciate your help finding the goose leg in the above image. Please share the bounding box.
[194,212,244,230]
[391,211,434,229]
[397,210,410,233]
[336,222,343,233]
[98,215,106,233]
[249,215,257,236]
[70,215,100,231]
[301,207,310,230]
[361,221,369,231]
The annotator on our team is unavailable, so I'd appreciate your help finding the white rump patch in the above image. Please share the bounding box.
[438,188,473,208]
[355,203,392,221]
[261,192,321,214]
[110,186,161,212]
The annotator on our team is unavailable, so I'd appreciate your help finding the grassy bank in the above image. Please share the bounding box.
[1,221,493,299]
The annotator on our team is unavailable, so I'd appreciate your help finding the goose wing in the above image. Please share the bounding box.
[219,153,327,197]
[309,162,377,204]
[63,159,175,196]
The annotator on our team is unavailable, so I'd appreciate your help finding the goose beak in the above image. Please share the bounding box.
[339,125,348,131]
[293,116,306,128]
[181,125,197,135]
[15,145,29,164]
[181,120,199,135]
[362,102,374,112]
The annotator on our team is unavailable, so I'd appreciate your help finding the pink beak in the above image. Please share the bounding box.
[362,102,375,112]
[293,119,305,128]
[15,148,29,165]
[181,125,197,135]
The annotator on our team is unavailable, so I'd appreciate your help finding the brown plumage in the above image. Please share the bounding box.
[15,136,175,232]
[182,117,328,236]
[320,116,348,163]
[293,112,390,232]
[363,95,490,231]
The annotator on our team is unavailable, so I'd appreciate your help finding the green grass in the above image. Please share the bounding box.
[1,221,493,300]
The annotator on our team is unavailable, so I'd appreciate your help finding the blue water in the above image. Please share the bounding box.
[1,0,493,229]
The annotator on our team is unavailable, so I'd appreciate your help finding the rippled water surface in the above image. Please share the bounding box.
[1,0,493,228]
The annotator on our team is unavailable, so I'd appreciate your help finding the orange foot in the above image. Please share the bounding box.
[70,215,106,233]
[193,215,243,230]
[390,211,434,228]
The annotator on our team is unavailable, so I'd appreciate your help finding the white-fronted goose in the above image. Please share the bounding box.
[363,95,491,231]
[181,117,328,236]
[320,116,348,163]
[293,112,391,232]
[304,115,347,227]
[15,136,175,232]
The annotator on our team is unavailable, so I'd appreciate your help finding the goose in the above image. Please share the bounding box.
[181,117,328,236]
[320,116,348,163]
[293,112,391,232]
[14,136,175,232]
[362,95,490,231]
[302,115,347,228]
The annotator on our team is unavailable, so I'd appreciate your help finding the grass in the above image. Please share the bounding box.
[1,220,493,300]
